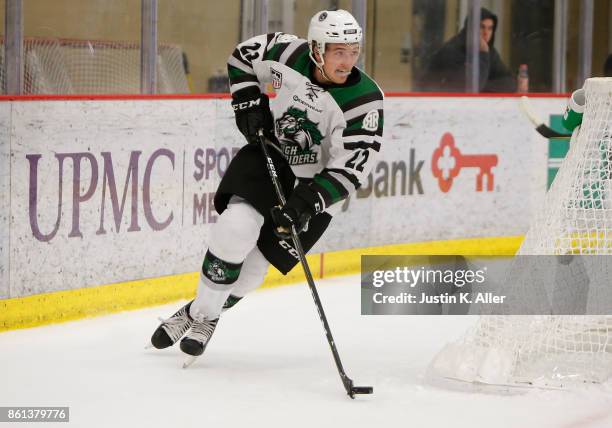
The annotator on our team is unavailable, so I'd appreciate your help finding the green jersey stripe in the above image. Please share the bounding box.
[313,175,347,205]
[228,64,251,80]
[343,128,383,138]
[327,70,381,108]
[324,168,361,188]
[339,91,384,113]
[264,42,290,62]
[285,43,309,69]
[343,141,381,152]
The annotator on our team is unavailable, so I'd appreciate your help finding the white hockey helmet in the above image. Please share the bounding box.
[307,9,362,66]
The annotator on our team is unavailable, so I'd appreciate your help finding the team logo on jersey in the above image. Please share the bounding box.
[363,110,380,132]
[276,107,323,165]
[271,68,283,89]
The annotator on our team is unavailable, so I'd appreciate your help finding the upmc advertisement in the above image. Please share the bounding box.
[0,96,561,297]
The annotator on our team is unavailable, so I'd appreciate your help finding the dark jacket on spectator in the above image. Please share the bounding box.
[421,8,516,93]
[604,54,612,76]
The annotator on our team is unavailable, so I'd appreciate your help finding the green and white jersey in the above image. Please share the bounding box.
[227,32,384,213]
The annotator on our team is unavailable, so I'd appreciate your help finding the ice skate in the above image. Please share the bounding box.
[148,301,194,349]
[180,317,219,368]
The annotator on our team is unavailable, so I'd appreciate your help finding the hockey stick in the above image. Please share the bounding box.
[257,130,373,399]
[519,96,572,139]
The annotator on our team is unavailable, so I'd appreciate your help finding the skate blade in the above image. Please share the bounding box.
[182,356,198,369]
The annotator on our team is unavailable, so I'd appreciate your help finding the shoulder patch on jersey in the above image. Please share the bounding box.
[271,68,283,89]
[276,33,298,43]
[363,110,380,132]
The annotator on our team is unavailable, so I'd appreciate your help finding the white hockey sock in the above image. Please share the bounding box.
[230,247,270,298]
[190,198,264,320]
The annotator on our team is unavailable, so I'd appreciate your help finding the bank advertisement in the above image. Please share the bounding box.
[314,97,555,253]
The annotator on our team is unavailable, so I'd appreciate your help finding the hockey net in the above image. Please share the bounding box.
[0,37,189,94]
[429,77,612,388]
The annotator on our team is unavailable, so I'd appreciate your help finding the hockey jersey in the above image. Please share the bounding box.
[227,32,384,214]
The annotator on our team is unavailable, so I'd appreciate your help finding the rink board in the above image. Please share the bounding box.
[0,235,522,331]
[0,103,9,300]
[0,95,563,328]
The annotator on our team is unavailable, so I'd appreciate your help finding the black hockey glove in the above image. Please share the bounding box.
[270,184,322,239]
[231,93,274,145]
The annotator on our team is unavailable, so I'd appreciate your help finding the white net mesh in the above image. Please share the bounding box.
[521,79,612,255]
[1,37,189,94]
[430,77,612,388]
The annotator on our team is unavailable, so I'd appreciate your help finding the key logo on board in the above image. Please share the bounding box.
[431,133,498,192]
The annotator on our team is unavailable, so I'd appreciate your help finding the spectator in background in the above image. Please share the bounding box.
[421,7,516,93]
[604,54,612,77]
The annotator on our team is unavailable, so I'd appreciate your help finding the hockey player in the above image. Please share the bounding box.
[149,9,384,365]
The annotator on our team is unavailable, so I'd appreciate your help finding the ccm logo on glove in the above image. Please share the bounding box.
[231,93,274,145]
[232,98,262,111]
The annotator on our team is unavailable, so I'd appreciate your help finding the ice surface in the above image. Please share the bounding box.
[1,274,611,428]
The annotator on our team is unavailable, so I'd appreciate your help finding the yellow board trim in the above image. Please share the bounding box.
[0,236,522,332]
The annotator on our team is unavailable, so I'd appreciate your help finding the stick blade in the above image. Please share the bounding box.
[351,386,374,395]
[535,124,571,139]
[520,96,572,139]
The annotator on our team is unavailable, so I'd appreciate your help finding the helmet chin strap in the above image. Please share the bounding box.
[310,43,334,83]
[315,61,334,83]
